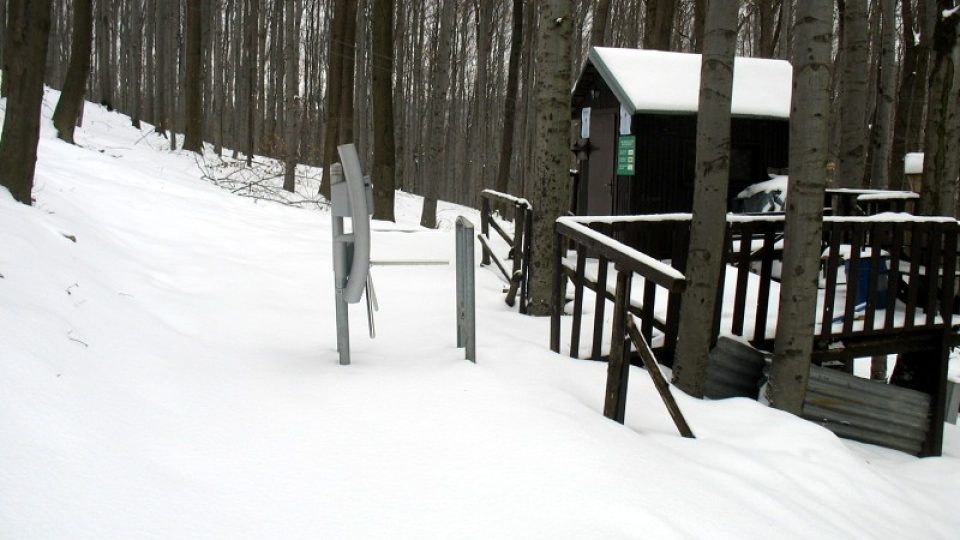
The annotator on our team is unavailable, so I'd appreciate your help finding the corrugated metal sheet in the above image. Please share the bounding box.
[704,336,766,400]
[946,381,960,425]
[802,365,931,455]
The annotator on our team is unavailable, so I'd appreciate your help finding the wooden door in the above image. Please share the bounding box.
[586,109,616,215]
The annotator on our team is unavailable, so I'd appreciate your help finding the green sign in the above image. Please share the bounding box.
[617,135,636,175]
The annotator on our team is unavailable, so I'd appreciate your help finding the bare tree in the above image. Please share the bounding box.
[0,0,51,205]
[283,0,301,193]
[182,0,203,153]
[867,0,895,189]
[776,0,792,60]
[0,0,7,97]
[527,0,573,316]
[643,0,677,51]
[369,0,395,219]
[95,0,113,109]
[672,0,739,396]
[320,0,350,198]
[919,4,960,217]
[52,0,93,144]
[590,0,611,46]
[419,0,455,229]
[244,0,260,164]
[835,0,869,188]
[889,0,934,189]
[767,0,834,414]
[495,0,525,197]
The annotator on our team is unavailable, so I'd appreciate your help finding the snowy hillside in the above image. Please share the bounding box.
[2,90,960,539]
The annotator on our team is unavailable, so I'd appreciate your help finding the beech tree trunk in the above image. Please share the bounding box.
[244,0,259,164]
[282,0,301,193]
[890,0,933,189]
[527,0,573,316]
[52,0,92,145]
[767,0,833,414]
[643,0,677,51]
[320,0,348,198]
[835,0,869,188]
[691,0,706,52]
[96,0,112,110]
[868,0,896,189]
[182,0,203,153]
[370,0,395,220]
[0,0,51,205]
[776,0,792,61]
[0,0,7,97]
[419,0,455,229]
[919,5,960,218]
[590,0,610,46]
[494,0,524,197]
[672,0,738,397]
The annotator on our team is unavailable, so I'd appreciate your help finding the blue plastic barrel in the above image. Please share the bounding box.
[845,257,888,309]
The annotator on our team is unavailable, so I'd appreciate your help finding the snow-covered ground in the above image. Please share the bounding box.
[2,90,960,539]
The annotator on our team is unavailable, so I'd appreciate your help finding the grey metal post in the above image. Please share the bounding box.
[456,216,476,362]
[330,163,351,365]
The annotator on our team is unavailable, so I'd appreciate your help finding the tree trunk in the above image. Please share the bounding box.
[52,0,93,145]
[283,0,301,193]
[671,0,738,397]
[320,0,348,198]
[643,0,677,51]
[130,0,143,128]
[337,0,357,153]
[0,0,51,205]
[919,5,960,217]
[495,0,524,197]
[776,0,792,61]
[757,0,778,58]
[96,0,112,110]
[890,0,934,190]
[767,0,833,414]
[527,0,573,316]
[835,0,869,188]
[369,0,395,220]
[868,0,896,189]
[212,0,224,154]
[590,0,610,46]
[0,0,7,97]
[182,0,203,153]
[245,0,259,164]
[167,0,179,150]
[419,0,455,229]
[691,0,706,53]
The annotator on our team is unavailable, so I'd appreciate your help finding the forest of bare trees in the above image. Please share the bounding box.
[0,1,956,220]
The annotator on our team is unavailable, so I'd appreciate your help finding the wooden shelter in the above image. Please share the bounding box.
[571,48,791,222]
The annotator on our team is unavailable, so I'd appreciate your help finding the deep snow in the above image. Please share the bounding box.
[2,89,960,539]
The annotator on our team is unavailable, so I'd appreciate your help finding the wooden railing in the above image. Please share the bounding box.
[479,190,533,313]
[553,213,960,364]
[723,215,959,354]
[552,212,959,456]
[824,188,919,216]
[551,215,689,366]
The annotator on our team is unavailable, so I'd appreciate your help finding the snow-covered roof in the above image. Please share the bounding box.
[585,47,792,119]
[905,152,924,175]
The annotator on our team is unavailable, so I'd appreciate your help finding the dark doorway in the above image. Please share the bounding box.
[586,108,616,215]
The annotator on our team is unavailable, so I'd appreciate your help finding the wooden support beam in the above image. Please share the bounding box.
[626,316,695,438]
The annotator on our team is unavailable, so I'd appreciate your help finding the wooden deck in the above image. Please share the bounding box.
[550,212,959,456]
